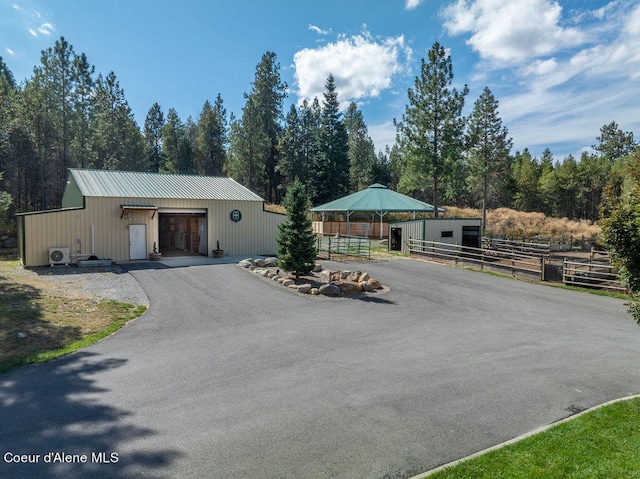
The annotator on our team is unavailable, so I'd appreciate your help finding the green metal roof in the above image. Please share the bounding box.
[68,169,264,201]
[311,184,442,213]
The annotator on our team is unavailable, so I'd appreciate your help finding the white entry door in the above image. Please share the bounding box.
[129,224,147,260]
[198,218,208,255]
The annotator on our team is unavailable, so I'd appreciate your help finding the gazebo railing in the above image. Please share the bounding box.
[316,234,371,260]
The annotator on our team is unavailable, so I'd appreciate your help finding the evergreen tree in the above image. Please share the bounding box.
[229,52,286,201]
[196,95,227,176]
[72,52,95,169]
[277,99,321,195]
[312,74,350,205]
[162,108,182,173]
[466,87,512,231]
[178,116,197,174]
[144,102,164,172]
[344,102,377,192]
[594,121,637,164]
[276,180,316,279]
[511,149,540,212]
[228,96,270,194]
[91,72,145,171]
[537,149,556,215]
[396,42,468,217]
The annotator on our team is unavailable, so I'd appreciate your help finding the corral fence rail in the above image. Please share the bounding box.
[562,259,627,292]
[317,234,371,260]
[482,237,551,258]
[408,238,545,281]
[485,233,600,251]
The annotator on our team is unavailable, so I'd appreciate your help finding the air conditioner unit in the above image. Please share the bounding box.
[49,247,70,266]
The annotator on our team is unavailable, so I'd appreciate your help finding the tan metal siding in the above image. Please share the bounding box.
[389,218,482,255]
[19,196,285,266]
[208,201,285,257]
[22,208,84,265]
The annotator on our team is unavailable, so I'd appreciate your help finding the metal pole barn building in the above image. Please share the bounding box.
[16,169,285,267]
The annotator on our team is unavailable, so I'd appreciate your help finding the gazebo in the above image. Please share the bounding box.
[310,183,443,239]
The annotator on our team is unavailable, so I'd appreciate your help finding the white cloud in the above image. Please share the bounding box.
[442,0,585,64]
[405,0,423,10]
[6,48,15,56]
[12,4,21,11]
[293,32,412,109]
[308,24,330,35]
[28,27,37,37]
[468,1,640,157]
[37,22,54,35]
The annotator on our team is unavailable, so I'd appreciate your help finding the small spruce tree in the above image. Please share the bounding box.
[277,180,316,279]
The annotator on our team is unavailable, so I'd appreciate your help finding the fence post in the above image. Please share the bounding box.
[455,242,459,265]
[541,257,545,281]
[328,237,332,260]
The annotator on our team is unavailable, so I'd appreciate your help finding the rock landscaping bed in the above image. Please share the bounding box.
[238,257,388,297]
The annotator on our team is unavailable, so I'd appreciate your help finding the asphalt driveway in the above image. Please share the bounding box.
[2,257,640,479]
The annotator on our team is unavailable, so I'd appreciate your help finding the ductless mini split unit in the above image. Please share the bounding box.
[49,247,70,266]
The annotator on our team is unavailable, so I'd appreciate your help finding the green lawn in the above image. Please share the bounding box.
[425,397,640,479]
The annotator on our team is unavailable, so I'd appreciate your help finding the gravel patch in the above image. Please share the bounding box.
[20,263,150,307]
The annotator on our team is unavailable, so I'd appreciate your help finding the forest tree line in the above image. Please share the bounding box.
[0,37,638,234]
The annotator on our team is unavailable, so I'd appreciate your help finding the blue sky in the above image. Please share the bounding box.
[2,0,639,160]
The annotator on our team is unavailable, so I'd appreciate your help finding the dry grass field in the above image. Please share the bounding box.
[444,206,601,240]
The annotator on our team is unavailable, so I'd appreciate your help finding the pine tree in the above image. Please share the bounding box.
[277,99,321,196]
[228,52,286,201]
[92,72,144,171]
[276,180,316,279]
[397,42,468,217]
[344,102,377,192]
[312,74,350,205]
[196,95,227,176]
[161,108,181,173]
[466,87,512,231]
[144,102,164,173]
[594,121,637,164]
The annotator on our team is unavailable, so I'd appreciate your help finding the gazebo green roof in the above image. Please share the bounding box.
[311,184,443,239]
[311,183,442,213]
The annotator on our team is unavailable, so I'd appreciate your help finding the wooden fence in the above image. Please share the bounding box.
[408,238,545,281]
[482,237,551,258]
[313,221,387,239]
[316,235,371,260]
[562,259,626,292]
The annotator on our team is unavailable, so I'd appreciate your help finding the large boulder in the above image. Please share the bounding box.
[347,271,362,282]
[360,281,374,292]
[368,278,383,290]
[297,284,312,294]
[358,272,370,282]
[238,259,253,268]
[338,282,362,294]
[264,257,279,267]
[254,258,266,267]
[319,283,342,297]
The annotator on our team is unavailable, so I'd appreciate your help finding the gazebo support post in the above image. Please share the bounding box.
[378,211,388,239]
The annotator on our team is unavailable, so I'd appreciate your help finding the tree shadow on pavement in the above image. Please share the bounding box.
[0,351,183,479]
